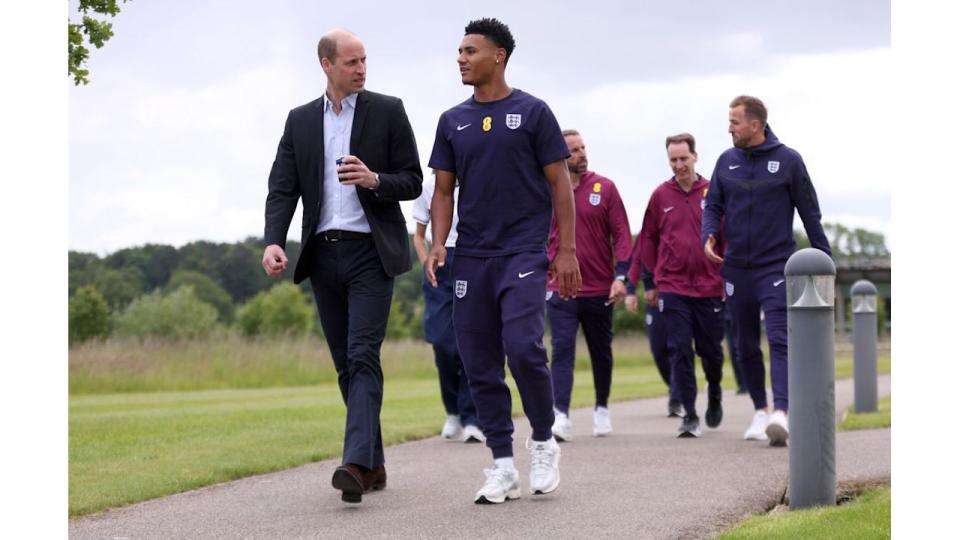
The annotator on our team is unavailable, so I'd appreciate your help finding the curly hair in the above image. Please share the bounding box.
[464,18,516,64]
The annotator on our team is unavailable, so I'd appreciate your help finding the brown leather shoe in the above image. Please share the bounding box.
[331,464,365,503]
[365,465,386,492]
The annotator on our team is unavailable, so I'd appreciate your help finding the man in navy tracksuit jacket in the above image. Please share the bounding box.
[701,95,831,447]
[626,254,681,417]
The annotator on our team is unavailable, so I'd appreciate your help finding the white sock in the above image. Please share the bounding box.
[494,457,516,471]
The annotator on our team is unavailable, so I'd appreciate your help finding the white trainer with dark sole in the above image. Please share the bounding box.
[593,406,612,437]
[474,467,521,504]
[528,438,561,495]
[744,410,770,441]
[462,424,486,443]
[551,411,573,442]
[765,410,789,447]
[441,415,463,440]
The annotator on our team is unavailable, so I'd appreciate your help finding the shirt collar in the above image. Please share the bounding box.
[323,92,359,113]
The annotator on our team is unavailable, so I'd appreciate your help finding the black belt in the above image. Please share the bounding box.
[318,229,372,242]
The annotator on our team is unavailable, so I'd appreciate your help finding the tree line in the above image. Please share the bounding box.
[68,237,430,345]
[69,224,889,345]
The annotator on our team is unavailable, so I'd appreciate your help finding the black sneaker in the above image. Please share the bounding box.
[668,399,683,418]
[677,413,701,438]
[706,384,723,428]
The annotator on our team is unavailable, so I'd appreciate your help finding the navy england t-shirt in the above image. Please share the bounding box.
[428,89,570,257]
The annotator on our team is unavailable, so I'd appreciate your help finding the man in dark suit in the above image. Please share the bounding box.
[261,28,422,504]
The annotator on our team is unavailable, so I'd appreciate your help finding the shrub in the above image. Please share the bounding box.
[92,267,145,310]
[235,283,314,337]
[69,286,112,344]
[114,286,218,340]
[165,269,235,323]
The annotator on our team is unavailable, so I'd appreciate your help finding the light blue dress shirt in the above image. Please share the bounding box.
[316,92,371,234]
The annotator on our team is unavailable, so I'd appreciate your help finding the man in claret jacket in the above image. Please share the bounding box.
[546,129,633,441]
[640,132,725,439]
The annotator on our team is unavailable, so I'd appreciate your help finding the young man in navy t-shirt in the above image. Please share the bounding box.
[426,17,581,504]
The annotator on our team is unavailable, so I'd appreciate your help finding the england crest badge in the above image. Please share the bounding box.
[767,160,780,173]
[455,280,468,298]
[658,298,664,313]
[505,114,522,129]
[589,193,601,206]
[725,282,734,297]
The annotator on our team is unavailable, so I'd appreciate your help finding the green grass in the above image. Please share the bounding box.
[69,335,891,517]
[839,395,891,431]
[69,380,443,516]
[714,487,891,539]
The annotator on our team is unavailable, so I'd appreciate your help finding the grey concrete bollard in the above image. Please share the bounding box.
[785,248,837,509]
[851,280,879,413]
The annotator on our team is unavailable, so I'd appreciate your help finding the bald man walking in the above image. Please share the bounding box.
[262,29,422,504]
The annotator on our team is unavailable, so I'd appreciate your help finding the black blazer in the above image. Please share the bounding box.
[264,90,423,282]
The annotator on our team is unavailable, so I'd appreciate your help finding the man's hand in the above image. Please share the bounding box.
[262,244,288,278]
[424,245,447,288]
[625,294,639,313]
[704,234,724,264]
[549,249,582,300]
[607,279,627,305]
[644,288,658,306]
[336,155,379,189]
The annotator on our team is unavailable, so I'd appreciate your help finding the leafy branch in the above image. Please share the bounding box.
[68,0,130,86]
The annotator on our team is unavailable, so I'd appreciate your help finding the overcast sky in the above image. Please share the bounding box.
[69,0,892,255]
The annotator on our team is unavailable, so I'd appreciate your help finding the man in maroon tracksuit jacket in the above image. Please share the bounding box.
[639,133,725,438]
[546,129,632,440]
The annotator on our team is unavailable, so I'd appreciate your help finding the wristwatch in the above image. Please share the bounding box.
[368,173,380,190]
[615,274,627,284]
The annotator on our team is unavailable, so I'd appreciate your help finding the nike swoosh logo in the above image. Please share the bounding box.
[663,207,674,213]
[773,279,785,287]
[456,124,472,131]
[728,165,741,170]
[518,271,535,278]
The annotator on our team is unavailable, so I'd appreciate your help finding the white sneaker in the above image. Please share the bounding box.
[744,410,770,441]
[551,411,573,442]
[766,410,789,447]
[474,467,521,504]
[593,406,613,437]
[527,438,561,495]
[462,424,486,443]
[441,415,463,440]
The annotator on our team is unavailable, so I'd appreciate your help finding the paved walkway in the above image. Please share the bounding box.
[70,376,891,540]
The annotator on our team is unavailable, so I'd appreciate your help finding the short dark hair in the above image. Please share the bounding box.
[317,35,338,63]
[561,129,580,138]
[665,133,696,154]
[464,18,516,64]
[730,95,767,126]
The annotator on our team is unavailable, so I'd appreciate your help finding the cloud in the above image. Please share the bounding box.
[68,9,891,254]
[531,47,893,237]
